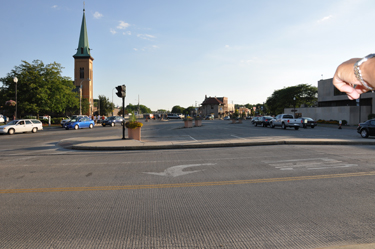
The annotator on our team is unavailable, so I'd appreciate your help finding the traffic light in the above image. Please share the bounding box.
[116,85,126,98]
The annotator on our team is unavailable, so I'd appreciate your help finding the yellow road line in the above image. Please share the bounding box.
[1,171,375,194]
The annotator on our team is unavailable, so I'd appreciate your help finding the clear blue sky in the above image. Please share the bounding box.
[1,0,375,111]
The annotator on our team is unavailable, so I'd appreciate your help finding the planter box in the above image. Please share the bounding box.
[194,119,202,127]
[128,127,141,141]
[184,120,193,128]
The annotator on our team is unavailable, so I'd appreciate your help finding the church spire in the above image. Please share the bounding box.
[73,6,92,58]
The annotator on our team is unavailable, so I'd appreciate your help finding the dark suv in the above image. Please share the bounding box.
[102,116,124,127]
[357,119,375,138]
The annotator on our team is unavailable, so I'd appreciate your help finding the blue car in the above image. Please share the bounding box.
[65,117,95,130]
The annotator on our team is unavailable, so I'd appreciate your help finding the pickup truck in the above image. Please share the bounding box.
[270,114,303,130]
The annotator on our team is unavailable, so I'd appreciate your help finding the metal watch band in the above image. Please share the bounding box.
[354,53,375,90]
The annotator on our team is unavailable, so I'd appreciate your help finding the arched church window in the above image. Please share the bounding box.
[80,67,84,79]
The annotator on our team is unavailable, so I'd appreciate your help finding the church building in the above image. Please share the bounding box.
[73,7,94,115]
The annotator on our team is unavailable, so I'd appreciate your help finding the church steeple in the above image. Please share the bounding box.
[73,4,94,116]
[73,7,92,58]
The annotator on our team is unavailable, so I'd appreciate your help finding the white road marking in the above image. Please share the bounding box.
[231,135,246,140]
[144,163,216,177]
[263,158,358,171]
[187,135,197,141]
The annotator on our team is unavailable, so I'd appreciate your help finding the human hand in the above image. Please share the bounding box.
[333,58,372,100]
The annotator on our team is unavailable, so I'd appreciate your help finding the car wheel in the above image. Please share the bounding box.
[311,125,315,128]
[74,124,79,130]
[65,127,69,130]
[303,124,306,128]
[32,127,37,133]
[8,128,15,135]
[271,123,275,128]
[255,123,257,126]
[89,124,94,129]
[281,123,286,129]
[294,127,299,130]
[360,129,369,138]
[111,123,115,127]
[102,123,105,127]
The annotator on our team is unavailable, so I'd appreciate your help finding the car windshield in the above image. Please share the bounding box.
[6,120,18,125]
[108,117,115,120]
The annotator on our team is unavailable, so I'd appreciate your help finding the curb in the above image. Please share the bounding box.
[60,139,375,151]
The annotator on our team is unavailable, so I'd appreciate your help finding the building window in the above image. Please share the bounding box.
[211,105,214,109]
[80,67,84,79]
[81,47,84,54]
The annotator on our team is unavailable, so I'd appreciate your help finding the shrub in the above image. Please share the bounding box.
[51,117,64,124]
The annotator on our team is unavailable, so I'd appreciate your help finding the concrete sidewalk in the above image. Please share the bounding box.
[58,135,375,151]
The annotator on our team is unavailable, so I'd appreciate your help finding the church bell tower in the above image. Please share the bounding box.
[73,6,94,115]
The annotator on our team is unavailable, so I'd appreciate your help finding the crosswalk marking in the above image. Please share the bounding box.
[263,158,358,171]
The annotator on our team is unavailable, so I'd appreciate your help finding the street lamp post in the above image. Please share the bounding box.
[78,78,91,115]
[13,77,18,119]
[293,97,296,118]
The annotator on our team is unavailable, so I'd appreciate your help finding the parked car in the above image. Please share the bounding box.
[65,117,94,130]
[205,115,214,120]
[102,116,124,127]
[269,114,302,130]
[0,119,43,135]
[246,116,252,120]
[357,119,375,138]
[167,113,181,119]
[61,115,88,127]
[0,115,4,123]
[252,117,261,125]
[223,116,231,120]
[301,117,317,128]
[260,116,273,127]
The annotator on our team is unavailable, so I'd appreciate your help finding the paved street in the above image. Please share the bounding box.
[1,120,375,248]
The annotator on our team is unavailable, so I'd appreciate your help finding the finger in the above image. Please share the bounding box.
[333,76,360,100]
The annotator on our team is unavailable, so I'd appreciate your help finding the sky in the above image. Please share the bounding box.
[1,0,375,111]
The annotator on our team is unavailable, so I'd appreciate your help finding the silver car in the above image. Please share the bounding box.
[0,119,43,135]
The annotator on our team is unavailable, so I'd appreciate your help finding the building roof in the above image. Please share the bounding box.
[201,97,224,105]
[73,8,92,59]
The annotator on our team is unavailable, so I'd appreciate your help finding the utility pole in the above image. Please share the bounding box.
[137,95,140,115]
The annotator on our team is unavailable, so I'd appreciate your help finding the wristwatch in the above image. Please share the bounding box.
[354,53,375,90]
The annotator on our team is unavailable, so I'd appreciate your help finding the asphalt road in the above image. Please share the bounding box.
[1,120,375,248]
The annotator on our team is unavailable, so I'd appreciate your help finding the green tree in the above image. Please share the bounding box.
[265,84,317,115]
[184,106,195,115]
[123,103,152,114]
[0,60,79,118]
[171,105,185,113]
[95,95,114,116]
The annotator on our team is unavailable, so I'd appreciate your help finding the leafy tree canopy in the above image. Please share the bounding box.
[125,103,152,114]
[0,60,79,117]
[265,84,317,115]
[94,95,114,116]
[171,105,185,113]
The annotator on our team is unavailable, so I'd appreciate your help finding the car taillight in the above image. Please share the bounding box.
[287,120,290,123]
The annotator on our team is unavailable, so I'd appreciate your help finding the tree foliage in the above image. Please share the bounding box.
[265,84,317,115]
[94,95,114,116]
[171,105,185,113]
[125,103,152,114]
[0,60,79,117]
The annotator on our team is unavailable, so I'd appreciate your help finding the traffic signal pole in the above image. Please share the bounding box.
[122,95,125,139]
[115,84,127,139]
